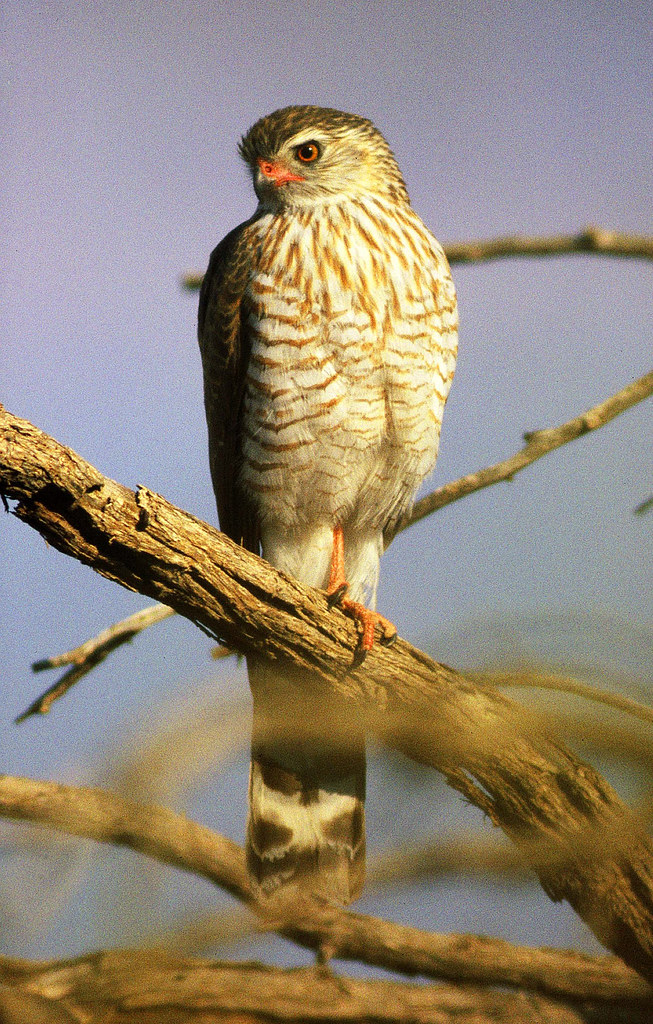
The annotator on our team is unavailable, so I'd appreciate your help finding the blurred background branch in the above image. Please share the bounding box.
[2,404,653,984]
[0,774,650,1009]
[2,947,651,1024]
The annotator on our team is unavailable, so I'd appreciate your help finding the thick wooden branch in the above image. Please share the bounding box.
[2,403,653,981]
[21,368,651,718]
[0,775,650,1006]
[3,950,649,1024]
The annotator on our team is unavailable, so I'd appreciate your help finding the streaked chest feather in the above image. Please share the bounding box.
[247,197,453,326]
[238,196,458,529]
[244,197,456,395]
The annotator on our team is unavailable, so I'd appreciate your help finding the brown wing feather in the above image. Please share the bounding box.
[198,218,260,552]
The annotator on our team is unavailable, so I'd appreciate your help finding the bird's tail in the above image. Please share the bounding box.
[246,657,366,905]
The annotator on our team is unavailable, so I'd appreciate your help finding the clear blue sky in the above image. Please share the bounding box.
[2,0,651,962]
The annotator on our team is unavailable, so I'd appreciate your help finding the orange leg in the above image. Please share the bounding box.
[325,526,398,654]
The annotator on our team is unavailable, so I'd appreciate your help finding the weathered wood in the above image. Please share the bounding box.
[0,950,652,1024]
[2,403,653,982]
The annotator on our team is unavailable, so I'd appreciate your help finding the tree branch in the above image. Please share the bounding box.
[19,606,234,723]
[17,369,652,718]
[15,604,176,722]
[395,369,653,536]
[0,774,650,1006]
[181,226,653,289]
[442,225,653,264]
[2,403,653,981]
[473,669,653,728]
[3,949,649,1024]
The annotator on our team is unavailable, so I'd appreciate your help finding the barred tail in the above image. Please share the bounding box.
[246,659,366,905]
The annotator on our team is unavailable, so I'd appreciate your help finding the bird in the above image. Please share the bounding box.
[198,105,458,905]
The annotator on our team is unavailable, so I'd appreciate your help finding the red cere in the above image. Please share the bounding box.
[257,157,305,186]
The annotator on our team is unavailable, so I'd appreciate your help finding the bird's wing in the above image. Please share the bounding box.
[198,217,260,552]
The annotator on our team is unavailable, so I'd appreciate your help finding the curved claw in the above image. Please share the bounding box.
[380,629,398,647]
[326,582,349,608]
[341,598,398,653]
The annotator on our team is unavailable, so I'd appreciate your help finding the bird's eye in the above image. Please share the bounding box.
[295,142,321,163]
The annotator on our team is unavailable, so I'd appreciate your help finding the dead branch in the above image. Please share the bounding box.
[395,368,653,537]
[0,774,650,1005]
[181,226,653,289]
[31,604,175,673]
[2,950,649,1024]
[442,225,653,264]
[142,836,529,955]
[20,605,233,722]
[16,604,176,722]
[551,711,653,770]
[2,403,653,981]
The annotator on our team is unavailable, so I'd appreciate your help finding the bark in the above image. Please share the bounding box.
[0,950,651,1024]
[2,403,653,983]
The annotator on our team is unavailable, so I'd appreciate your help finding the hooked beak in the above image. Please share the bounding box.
[257,156,305,187]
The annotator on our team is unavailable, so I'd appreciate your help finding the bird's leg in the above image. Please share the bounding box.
[325,524,349,605]
[325,525,398,653]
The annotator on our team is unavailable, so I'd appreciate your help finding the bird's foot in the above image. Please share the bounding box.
[325,524,398,656]
[328,586,398,657]
[341,597,398,656]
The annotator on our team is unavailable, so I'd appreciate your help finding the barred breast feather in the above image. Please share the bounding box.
[239,195,457,594]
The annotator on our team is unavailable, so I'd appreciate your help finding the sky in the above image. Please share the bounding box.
[1,0,652,965]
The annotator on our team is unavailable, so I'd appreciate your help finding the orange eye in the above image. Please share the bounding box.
[296,142,320,163]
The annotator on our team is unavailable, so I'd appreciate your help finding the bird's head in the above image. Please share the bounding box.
[238,105,409,210]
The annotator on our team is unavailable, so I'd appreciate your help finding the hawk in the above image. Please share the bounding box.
[198,105,458,904]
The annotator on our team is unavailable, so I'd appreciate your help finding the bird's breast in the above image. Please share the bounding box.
[238,199,458,530]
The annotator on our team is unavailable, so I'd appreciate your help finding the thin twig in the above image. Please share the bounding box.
[18,604,234,721]
[20,602,235,716]
[31,604,175,672]
[634,494,653,516]
[181,226,653,289]
[16,604,176,722]
[392,368,653,539]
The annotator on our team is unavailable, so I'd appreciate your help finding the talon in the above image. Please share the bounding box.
[381,629,398,647]
[352,645,368,666]
[326,582,349,607]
